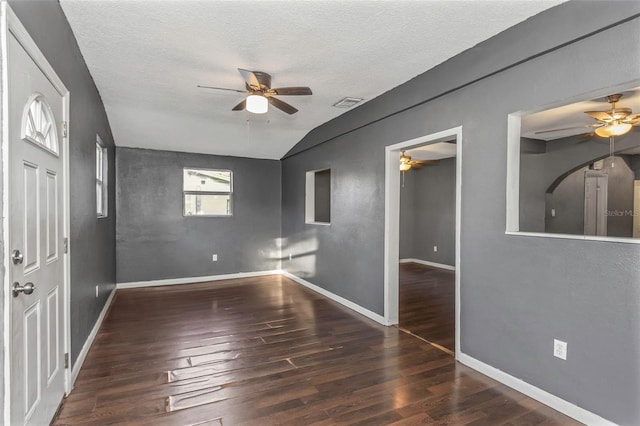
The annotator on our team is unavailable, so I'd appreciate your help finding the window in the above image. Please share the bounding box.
[507,84,640,241]
[22,93,59,155]
[96,136,108,217]
[305,169,331,224]
[183,169,232,216]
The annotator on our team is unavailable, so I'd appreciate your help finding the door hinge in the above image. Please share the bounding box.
[63,237,68,254]
[64,353,69,369]
[62,121,68,138]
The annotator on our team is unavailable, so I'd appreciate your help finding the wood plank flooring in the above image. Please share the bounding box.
[53,275,580,425]
[399,262,456,353]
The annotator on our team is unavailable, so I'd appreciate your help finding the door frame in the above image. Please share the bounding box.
[1,3,72,423]
[583,170,608,237]
[383,126,462,358]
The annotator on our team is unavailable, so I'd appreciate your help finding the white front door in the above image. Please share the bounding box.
[8,29,67,425]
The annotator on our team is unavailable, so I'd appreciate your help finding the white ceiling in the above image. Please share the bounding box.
[406,142,457,161]
[521,86,640,140]
[60,0,566,160]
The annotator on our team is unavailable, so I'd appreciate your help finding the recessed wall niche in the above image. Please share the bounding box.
[305,169,331,225]
[508,85,640,240]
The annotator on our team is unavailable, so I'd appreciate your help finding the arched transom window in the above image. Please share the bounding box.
[22,93,59,155]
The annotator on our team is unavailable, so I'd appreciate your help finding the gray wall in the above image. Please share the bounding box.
[399,171,416,259]
[545,166,588,236]
[399,158,456,266]
[520,130,640,233]
[281,2,640,424]
[631,154,640,178]
[116,147,281,283]
[546,156,636,237]
[8,0,117,367]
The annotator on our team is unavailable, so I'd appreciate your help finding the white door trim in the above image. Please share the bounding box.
[383,126,462,358]
[1,3,71,424]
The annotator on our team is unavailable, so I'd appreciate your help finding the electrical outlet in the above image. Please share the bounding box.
[289,253,292,261]
[95,285,99,298]
[212,254,218,262]
[553,339,567,360]
[433,246,438,252]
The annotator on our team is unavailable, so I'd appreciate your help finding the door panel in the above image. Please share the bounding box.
[24,301,41,420]
[46,171,58,262]
[47,288,60,383]
[23,162,40,274]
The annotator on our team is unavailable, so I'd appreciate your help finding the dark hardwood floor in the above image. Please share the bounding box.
[53,275,580,425]
[399,262,456,353]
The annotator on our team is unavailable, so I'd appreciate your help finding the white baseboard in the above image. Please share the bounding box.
[117,270,282,289]
[281,271,387,325]
[70,286,116,388]
[400,258,456,271]
[457,353,616,426]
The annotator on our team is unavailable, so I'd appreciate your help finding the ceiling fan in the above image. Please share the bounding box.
[535,93,640,138]
[198,68,312,115]
[399,151,439,172]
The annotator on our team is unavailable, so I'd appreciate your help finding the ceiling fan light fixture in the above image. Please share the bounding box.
[400,162,412,172]
[594,122,632,137]
[399,152,412,171]
[246,95,268,114]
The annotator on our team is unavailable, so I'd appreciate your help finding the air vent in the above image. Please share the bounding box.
[333,97,364,108]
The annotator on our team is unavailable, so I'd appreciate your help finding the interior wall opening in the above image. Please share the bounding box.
[398,142,457,354]
[384,126,462,359]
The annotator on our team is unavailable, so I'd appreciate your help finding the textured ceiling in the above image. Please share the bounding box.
[406,142,457,161]
[60,0,566,160]
[521,86,640,140]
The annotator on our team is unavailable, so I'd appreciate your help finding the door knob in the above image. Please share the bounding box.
[11,249,23,265]
[13,282,35,297]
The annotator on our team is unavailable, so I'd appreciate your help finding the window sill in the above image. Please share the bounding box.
[505,231,640,245]
[184,214,233,218]
[306,221,331,226]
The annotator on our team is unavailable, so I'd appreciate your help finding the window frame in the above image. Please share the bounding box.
[182,168,233,217]
[506,104,640,245]
[96,135,108,218]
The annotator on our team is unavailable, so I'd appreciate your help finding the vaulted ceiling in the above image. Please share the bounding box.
[60,0,566,160]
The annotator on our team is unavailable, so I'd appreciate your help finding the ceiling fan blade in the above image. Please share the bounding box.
[232,99,246,111]
[412,160,439,166]
[535,124,601,134]
[271,87,313,96]
[585,111,614,122]
[238,68,261,90]
[198,85,248,93]
[269,96,298,115]
[623,113,640,124]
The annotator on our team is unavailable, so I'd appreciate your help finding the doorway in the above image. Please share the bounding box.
[2,4,71,425]
[384,126,462,358]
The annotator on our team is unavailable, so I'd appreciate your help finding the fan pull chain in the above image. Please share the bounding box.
[402,170,405,188]
[609,136,615,168]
